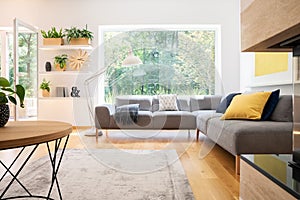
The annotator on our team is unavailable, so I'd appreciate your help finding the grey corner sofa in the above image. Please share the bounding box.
[196,95,293,174]
[94,94,293,174]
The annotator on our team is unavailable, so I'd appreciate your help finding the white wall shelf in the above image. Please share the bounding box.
[39,45,93,50]
[39,97,81,100]
[38,43,93,126]
[39,71,91,75]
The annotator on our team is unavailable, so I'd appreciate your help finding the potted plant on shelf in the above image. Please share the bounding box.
[41,27,65,45]
[54,54,68,71]
[64,25,94,45]
[0,77,25,127]
[40,79,51,97]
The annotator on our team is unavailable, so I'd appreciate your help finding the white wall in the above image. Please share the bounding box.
[0,0,240,95]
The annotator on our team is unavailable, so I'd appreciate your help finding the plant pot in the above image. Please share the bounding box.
[69,38,89,45]
[43,38,64,45]
[42,90,50,97]
[55,63,66,71]
[0,104,9,127]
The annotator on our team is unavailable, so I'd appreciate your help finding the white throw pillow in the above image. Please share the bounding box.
[158,94,178,111]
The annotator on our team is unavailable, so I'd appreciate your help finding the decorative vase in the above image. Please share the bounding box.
[45,62,52,71]
[42,90,50,97]
[0,104,9,127]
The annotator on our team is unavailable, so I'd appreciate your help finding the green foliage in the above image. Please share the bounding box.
[103,30,216,103]
[64,25,94,42]
[54,54,68,69]
[39,79,50,92]
[0,77,25,108]
[8,33,37,99]
[41,27,64,38]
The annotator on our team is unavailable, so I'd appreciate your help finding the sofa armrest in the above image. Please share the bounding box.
[95,104,115,129]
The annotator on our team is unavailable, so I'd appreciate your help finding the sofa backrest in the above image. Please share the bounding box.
[190,95,222,111]
[115,95,153,111]
[269,95,293,122]
[115,95,222,112]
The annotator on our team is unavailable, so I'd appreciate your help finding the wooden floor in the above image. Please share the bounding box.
[0,128,240,200]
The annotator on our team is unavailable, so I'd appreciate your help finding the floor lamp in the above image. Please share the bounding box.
[83,49,142,137]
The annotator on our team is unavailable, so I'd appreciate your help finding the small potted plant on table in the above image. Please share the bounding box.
[54,54,68,71]
[40,79,51,97]
[0,77,25,127]
[64,25,94,45]
[41,27,64,45]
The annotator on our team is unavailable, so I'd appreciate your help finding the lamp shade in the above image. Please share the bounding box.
[122,50,142,66]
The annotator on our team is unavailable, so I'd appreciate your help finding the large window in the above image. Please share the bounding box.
[100,25,220,103]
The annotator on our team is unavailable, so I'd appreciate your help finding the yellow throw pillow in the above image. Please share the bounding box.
[221,92,271,120]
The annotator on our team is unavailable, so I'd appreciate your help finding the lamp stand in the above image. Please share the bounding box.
[84,68,107,139]
[82,127,103,137]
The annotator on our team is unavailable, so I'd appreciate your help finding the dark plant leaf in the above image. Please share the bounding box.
[8,96,17,105]
[16,85,25,108]
[0,77,10,87]
[0,96,8,104]
[1,87,14,93]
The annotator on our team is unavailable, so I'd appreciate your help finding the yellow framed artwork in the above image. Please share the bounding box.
[255,53,289,76]
[250,52,292,87]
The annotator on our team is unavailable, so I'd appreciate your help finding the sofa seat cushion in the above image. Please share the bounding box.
[195,112,222,134]
[192,110,218,117]
[110,111,153,129]
[206,117,293,155]
[152,111,196,129]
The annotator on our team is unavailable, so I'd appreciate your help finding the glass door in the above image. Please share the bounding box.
[13,18,38,120]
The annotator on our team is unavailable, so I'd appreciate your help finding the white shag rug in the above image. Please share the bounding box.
[1,149,194,200]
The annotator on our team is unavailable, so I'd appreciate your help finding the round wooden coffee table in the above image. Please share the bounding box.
[0,121,72,200]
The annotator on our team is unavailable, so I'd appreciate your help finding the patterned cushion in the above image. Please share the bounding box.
[158,94,178,111]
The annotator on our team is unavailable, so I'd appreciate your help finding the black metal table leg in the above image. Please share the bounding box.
[0,134,70,200]
[46,135,69,200]
[0,144,38,199]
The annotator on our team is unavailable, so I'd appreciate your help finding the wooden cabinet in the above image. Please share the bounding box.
[240,159,297,200]
[241,0,300,52]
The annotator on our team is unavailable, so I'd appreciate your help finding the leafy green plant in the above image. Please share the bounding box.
[64,25,94,42]
[54,54,68,69]
[41,27,64,38]
[0,77,25,108]
[40,79,51,92]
